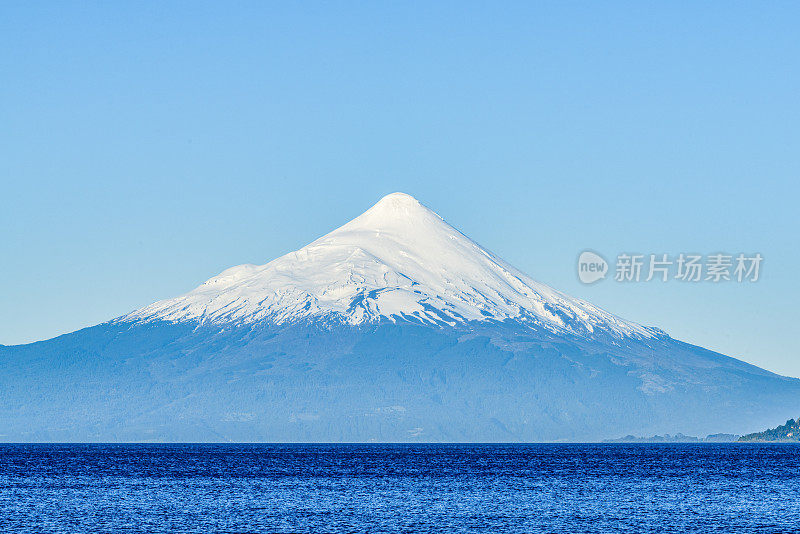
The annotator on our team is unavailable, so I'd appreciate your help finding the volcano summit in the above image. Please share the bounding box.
[2,193,797,442]
[127,192,655,338]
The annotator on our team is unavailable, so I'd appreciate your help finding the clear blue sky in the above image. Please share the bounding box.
[2,2,798,376]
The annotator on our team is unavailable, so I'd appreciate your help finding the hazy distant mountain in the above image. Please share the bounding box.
[604,433,739,443]
[1,193,798,442]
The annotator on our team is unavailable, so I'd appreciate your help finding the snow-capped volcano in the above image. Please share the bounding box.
[4,192,799,443]
[125,192,656,339]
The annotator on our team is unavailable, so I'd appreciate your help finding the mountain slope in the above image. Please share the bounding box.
[2,319,797,442]
[124,193,656,339]
[1,193,797,442]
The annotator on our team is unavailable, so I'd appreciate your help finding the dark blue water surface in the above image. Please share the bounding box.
[1,443,799,533]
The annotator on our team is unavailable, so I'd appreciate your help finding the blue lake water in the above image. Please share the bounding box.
[1,443,798,533]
